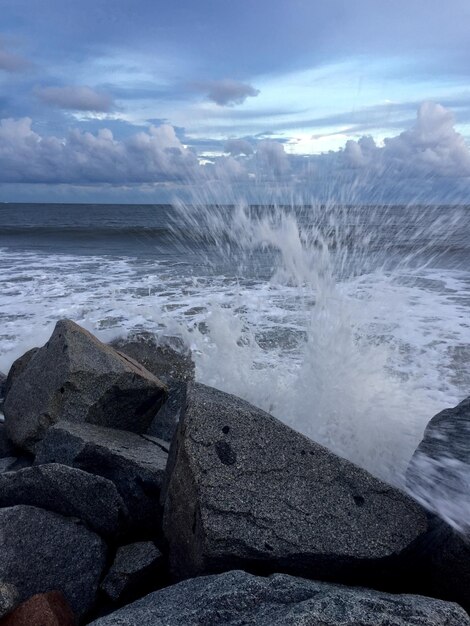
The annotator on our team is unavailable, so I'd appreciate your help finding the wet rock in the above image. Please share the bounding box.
[162,383,428,585]
[35,421,168,535]
[101,541,165,604]
[87,569,469,626]
[0,505,106,618]
[112,334,194,443]
[0,583,18,620]
[4,320,167,452]
[0,591,76,626]
[0,463,127,538]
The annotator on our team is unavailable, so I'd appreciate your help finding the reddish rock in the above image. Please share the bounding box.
[0,591,76,626]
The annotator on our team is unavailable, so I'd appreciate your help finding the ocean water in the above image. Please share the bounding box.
[1,202,470,514]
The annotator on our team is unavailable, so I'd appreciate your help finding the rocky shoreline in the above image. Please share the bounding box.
[0,319,468,624]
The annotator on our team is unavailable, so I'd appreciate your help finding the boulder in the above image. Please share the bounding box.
[3,348,38,400]
[0,591,75,626]
[112,334,194,443]
[0,505,106,617]
[87,569,469,626]
[35,421,168,535]
[101,541,165,604]
[4,320,167,452]
[407,396,470,530]
[162,383,428,586]
[0,463,127,538]
[0,459,18,474]
[0,583,18,620]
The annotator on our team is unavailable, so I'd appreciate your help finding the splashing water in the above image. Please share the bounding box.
[1,197,470,523]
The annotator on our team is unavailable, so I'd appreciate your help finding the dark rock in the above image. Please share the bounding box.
[101,541,165,604]
[0,425,16,459]
[35,421,168,535]
[0,591,76,626]
[87,569,469,626]
[162,383,428,586]
[3,348,38,400]
[407,396,470,530]
[0,463,127,538]
[111,334,194,384]
[112,334,194,443]
[4,320,168,452]
[0,583,18,620]
[0,505,106,618]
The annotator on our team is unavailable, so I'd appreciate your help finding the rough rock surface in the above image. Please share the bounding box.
[3,348,38,400]
[0,458,18,474]
[0,583,18,620]
[101,541,164,603]
[0,505,107,617]
[4,320,167,451]
[162,383,428,584]
[88,570,469,626]
[0,591,76,626]
[35,421,168,534]
[112,334,194,443]
[0,372,6,400]
[0,463,127,537]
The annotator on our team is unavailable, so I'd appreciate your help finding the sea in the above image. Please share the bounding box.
[1,201,470,524]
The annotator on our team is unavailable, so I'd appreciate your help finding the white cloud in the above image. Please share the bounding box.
[193,79,260,106]
[255,140,290,176]
[36,86,114,112]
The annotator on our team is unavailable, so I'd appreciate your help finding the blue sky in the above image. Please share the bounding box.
[2,0,470,203]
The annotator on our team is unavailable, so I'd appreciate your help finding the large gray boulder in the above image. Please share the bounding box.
[88,569,469,626]
[0,582,18,620]
[3,347,38,400]
[0,463,127,537]
[162,383,428,586]
[0,505,107,618]
[35,421,168,534]
[112,334,194,443]
[4,320,168,452]
[101,541,165,604]
[0,424,16,458]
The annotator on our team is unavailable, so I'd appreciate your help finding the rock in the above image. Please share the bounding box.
[0,425,15,459]
[0,583,18,620]
[0,463,127,538]
[111,334,194,384]
[112,334,194,443]
[3,348,38,401]
[407,396,470,531]
[162,383,428,586]
[0,505,106,617]
[87,569,469,626]
[4,320,168,452]
[0,591,76,626]
[101,542,165,604]
[35,421,168,535]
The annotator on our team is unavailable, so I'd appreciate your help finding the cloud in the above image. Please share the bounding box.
[0,44,31,72]
[1,102,470,204]
[224,138,254,155]
[36,86,114,112]
[193,79,260,106]
[0,118,198,183]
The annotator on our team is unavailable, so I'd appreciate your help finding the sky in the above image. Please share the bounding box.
[2,0,470,203]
